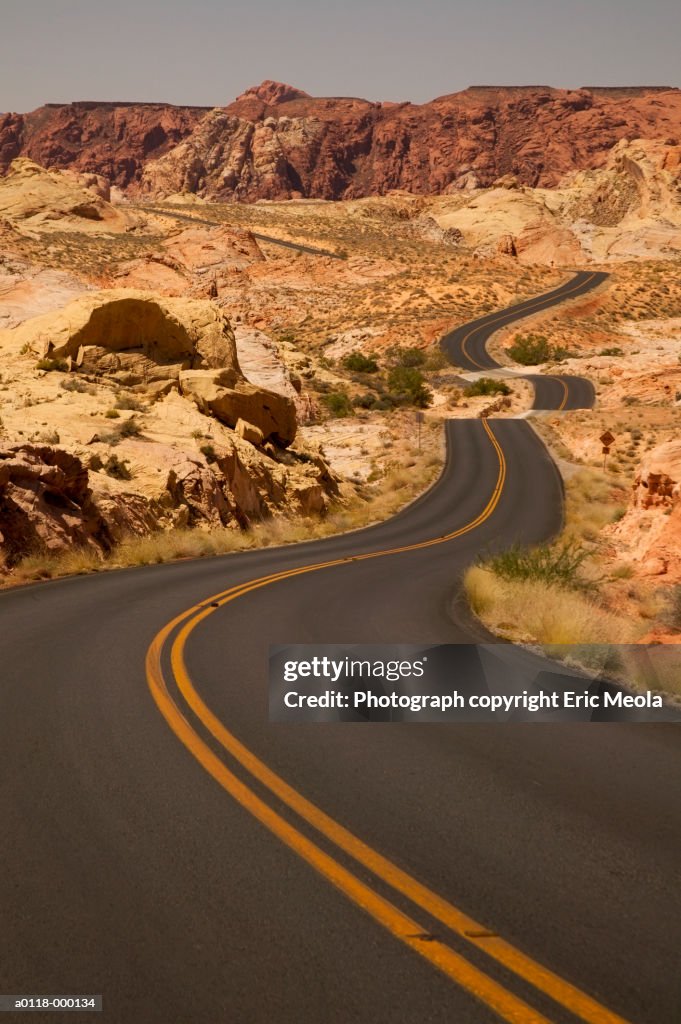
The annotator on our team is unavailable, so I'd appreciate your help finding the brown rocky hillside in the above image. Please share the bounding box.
[2,83,681,200]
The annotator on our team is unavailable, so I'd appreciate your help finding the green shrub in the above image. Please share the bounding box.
[507,333,551,365]
[599,347,624,357]
[322,391,354,417]
[117,416,142,438]
[390,346,426,368]
[482,543,589,590]
[464,377,511,397]
[353,393,378,410]
[36,357,68,373]
[386,366,432,408]
[105,409,120,419]
[343,351,379,373]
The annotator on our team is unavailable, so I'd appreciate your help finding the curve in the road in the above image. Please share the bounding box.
[4,271,678,1024]
[441,270,608,410]
[143,275,644,1024]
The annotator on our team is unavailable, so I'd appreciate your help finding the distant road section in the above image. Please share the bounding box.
[138,204,344,259]
[441,269,608,409]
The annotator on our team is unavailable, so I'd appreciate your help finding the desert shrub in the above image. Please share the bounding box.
[464,567,638,645]
[105,409,120,419]
[342,351,379,373]
[390,346,426,368]
[353,393,379,410]
[200,443,218,464]
[104,454,132,480]
[60,377,94,394]
[552,345,576,361]
[115,394,145,411]
[322,391,354,417]
[464,377,511,398]
[386,366,432,408]
[36,357,68,372]
[117,416,142,438]
[507,333,551,365]
[599,347,624,357]
[482,543,589,590]
[423,349,449,372]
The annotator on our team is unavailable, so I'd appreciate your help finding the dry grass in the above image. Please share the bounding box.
[465,565,640,645]
[7,450,443,586]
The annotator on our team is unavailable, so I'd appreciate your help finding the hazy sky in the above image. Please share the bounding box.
[2,0,680,113]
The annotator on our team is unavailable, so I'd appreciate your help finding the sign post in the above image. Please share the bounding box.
[600,430,615,469]
[416,411,425,451]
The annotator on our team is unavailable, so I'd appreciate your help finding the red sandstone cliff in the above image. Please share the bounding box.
[3,83,681,199]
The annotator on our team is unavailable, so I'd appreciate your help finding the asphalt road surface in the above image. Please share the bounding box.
[140,205,344,259]
[442,270,607,410]
[1,274,679,1024]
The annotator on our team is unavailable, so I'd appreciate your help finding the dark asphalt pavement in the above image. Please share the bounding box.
[1,274,679,1024]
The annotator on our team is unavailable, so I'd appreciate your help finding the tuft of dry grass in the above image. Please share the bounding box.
[464,566,641,645]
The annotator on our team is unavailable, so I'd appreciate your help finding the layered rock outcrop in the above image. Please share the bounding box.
[3,85,681,200]
[9,290,298,445]
[607,440,681,581]
[0,158,137,233]
[140,84,681,200]
[0,102,208,185]
[0,445,111,561]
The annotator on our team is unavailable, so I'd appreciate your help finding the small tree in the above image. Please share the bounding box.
[387,366,432,408]
[508,333,551,365]
[342,351,379,373]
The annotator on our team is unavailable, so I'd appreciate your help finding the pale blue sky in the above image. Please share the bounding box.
[2,0,680,113]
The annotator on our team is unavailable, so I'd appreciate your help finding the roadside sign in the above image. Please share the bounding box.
[600,430,615,447]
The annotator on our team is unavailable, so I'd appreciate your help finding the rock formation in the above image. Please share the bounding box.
[3,85,681,200]
[0,445,111,561]
[8,290,297,444]
[139,84,681,200]
[607,440,681,582]
[0,102,208,186]
[0,158,137,233]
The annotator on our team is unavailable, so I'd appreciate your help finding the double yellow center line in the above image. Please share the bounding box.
[459,272,600,381]
[145,419,630,1024]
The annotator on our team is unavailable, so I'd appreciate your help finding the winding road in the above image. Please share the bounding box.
[1,272,679,1024]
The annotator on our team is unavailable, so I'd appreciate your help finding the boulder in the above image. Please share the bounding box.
[165,458,234,527]
[179,369,297,446]
[235,418,264,446]
[9,290,240,380]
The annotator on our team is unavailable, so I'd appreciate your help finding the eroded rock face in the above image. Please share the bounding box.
[0,434,339,565]
[607,440,681,582]
[10,290,241,384]
[140,84,681,200]
[4,86,681,200]
[0,159,136,233]
[179,369,297,446]
[0,102,208,185]
[0,445,109,561]
[633,441,681,509]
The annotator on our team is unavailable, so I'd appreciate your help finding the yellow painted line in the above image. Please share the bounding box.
[146,633,552,1024]
[146,418,632,1024]
[557,377,569,412]
[540,376,569,412]
[459,272,598,371]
